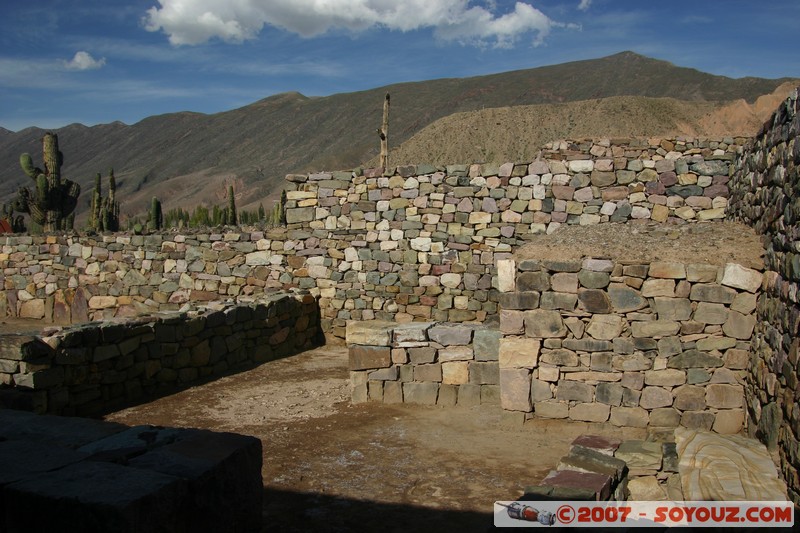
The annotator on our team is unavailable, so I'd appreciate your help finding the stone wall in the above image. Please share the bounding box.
[495,257,762,433]
[346,321,500,406]
[0,292,321,416]
[1,137,743,341]
[727,87,800,505]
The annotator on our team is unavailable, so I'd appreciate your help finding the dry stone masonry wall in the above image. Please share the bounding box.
[727,88,800,505]
[1,137,743,341]
[284,137,744,336]
[496,257,761,434]
[0,293,321,415]
[346,321,501,407]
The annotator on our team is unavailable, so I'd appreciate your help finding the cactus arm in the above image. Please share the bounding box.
[20,154,41,179]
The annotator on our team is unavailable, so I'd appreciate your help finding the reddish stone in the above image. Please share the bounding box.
[571,434,622,456]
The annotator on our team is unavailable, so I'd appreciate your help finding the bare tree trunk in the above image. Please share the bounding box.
[378,93,390,171]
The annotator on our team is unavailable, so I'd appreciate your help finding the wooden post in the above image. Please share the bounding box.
[378,93,390,171]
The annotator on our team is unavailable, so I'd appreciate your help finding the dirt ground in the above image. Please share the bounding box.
[105,346,646,532]
[516,221,765,269]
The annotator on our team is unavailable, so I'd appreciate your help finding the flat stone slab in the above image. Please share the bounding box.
[0,409,127,449]
[558,445,628,483]
[615,440,663,471]
[2,460,186,533]
[541,469,612,501]
[627,476,668,501]
[571,434,621,456]
[0,440,88,485]
[0,408,263,532]
[675,427,788,501]
[345,320,395,346]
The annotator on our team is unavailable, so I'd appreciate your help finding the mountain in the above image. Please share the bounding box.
[0,51,796,223]
[365,82,800,168]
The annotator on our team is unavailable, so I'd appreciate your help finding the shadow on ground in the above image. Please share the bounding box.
[264,487,494,532]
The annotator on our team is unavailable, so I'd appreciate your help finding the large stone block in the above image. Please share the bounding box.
[615,440,662,470]
[569,403,610,422]
[473,329,501,361]
[667,350,723,369]
[438,345,473,361]
[500,368,532,412]
[712,409,744,434]
[577,289,612,313]
[442,362,469,385]
[609,406,649,428]
[499,337,540,368]
[558,445,628,482]
[722,311,756,339]
[414,363,442,382]
[585,314,625,340]
[402,382,439,405]
[721,263,762,293]
[530,379,553,402]
[644,369,686,387]
[608,284,647,312]
[349,346,391,371]
[534,401,569,419]
[705,384,743,409]
[631,320,680,338]
[673,385,706,411]
[346,321,394,346]
[469,361,499,384]
[641,279,675,297]
[541,469,612,501]
[596,382,623,406]
[427,325,472,346]
[690,284,737,303]
[496,259,516,292]
[556,380,594,403]
[693,302,729,325]
[2,461,187,533]
[612,353,652,372]
[639,386,673,409]
[653,298,692,321]
[523,309,567,338]
[649,262,686,279]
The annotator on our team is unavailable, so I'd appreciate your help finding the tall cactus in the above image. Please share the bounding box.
[148,196,163,230]
[89,169,120,232]
[226,185,237,225]
[14,132,80,232]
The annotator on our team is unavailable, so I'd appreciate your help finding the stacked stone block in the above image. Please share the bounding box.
[346,320,501,406]
[0,292,321,415]
[1,138,742,342]
[727,87,800,505]
[497,257,762,434]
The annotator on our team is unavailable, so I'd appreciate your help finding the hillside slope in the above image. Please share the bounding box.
[371,82,798,167]
[0,52,795,223]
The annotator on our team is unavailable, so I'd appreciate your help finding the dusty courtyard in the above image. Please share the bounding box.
[104,344,646,532]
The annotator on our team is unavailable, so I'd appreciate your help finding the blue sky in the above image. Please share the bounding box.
[1,0,798,132]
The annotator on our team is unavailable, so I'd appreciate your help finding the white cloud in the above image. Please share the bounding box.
[64,51,106,70]
[577,0,592,11]
[143,0,568,47]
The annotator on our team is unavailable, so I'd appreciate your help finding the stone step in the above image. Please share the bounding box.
[541,469,613,501]
[558,445,628,484]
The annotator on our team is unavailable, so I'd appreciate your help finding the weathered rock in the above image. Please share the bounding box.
[499,337,540,368]
[500,368,532,411]
[523,309,567,338]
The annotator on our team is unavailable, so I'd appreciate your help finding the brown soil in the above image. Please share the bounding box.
[105,346,646,532]
[515,221,765,269]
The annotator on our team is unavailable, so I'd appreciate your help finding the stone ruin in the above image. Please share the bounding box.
[0,88,799,528]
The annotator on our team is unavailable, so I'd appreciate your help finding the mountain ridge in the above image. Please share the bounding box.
[0,51,796,224]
